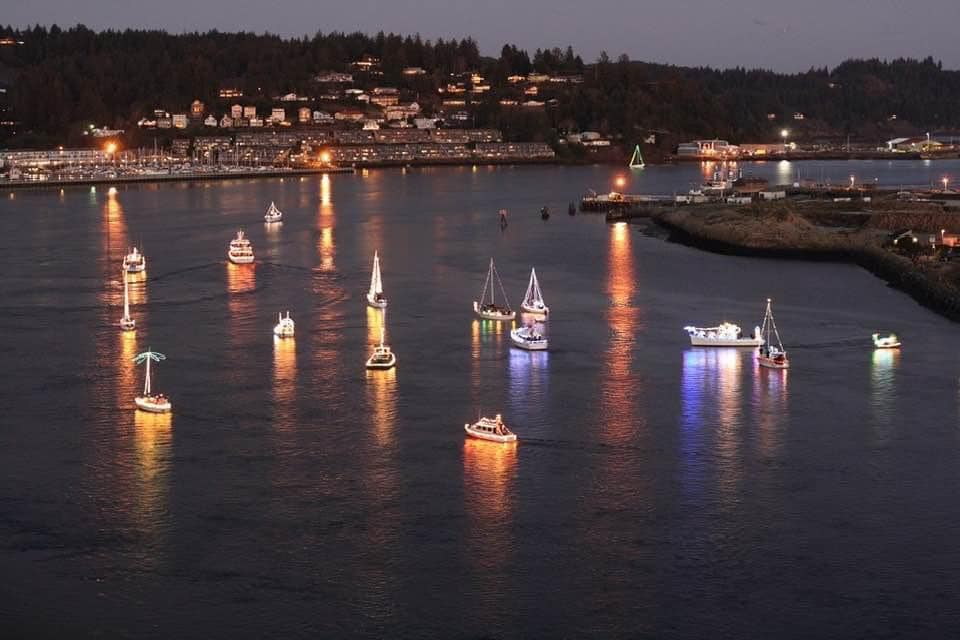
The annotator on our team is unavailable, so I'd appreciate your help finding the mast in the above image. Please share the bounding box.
[122,270,131,321]
[144,353,151,396]
[479,258,493,305]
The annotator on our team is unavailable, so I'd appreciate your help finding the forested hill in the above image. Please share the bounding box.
[1,24,959,149]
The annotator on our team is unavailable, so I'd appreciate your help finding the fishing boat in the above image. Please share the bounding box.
[474,258,515,320]
[629,144,645,169]
[120,270,136,331]
[872,332,901,349]
[464,414,517,443]
[264,201,283,223]
[122,246,146,273]
[520,267,549,316]
[366,250,388,309]
[540,206,550,220]
[227,230,254,264]
[684,322,762,347]
[757,298,789,369]
[133,350,172,413]
[511,322,548,350]
[366,322,396,370]
[273,311,295,338]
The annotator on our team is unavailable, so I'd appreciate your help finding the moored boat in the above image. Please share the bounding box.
[464,414,517,443]
[474,258,515,320]
[366,250,388,309]
[684,322,762,347]
[227,230,254,264]
[758,298,789,369]
[872,332,901,349]
[520,267,549,316]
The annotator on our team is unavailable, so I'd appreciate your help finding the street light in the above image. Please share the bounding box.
[943,176,950,192]
[849,175,855,189]
[780,129,789,154]
[615,175,626,189]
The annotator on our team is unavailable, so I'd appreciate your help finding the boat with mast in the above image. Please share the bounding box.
[122,246,146,273]
[133,349,172,413]
[520,267,549,316]
[474,258,515,320]
[366,310,396,369]
[120,269,136,331]
[273,311,295,338]
[366,250,388,309]
[629,144,645,169]
[264,201,283,223]
[511,321,548,350]
[872,332,901,349]
[464,413,517,443]
[227,230,254,264]
[758,298,789,369]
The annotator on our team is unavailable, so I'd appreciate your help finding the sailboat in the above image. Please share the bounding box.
[133,349,172,413]
[120,269,136,331]
[474,258,515,320]
[264,201,283,223]
[520,267,549,316]
[366,310,396,369]
[758,298,789,369]
[629,144,645,170]
[273,311,295,338]
[366,250,388,309]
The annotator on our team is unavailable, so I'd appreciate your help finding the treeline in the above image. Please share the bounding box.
[1,24,959,149]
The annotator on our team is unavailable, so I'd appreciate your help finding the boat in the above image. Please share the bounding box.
[120,270,136,331]
[227,230,254,264]
[872,332,901,349]
[629,144,645,169]
[366,250,388,309]
[757,298,789,369]
[133,350,172,413]
[520,267,549,316]
[264,201,283,223]
[273,311,295,338]
[540,206,550,220]
[499,208,508,228]
[684,322,762,347]
[122,246,146,273]
[464,414,517,443]
[366,321,396,370]
[474,258,515,320]
[511,322,548,350]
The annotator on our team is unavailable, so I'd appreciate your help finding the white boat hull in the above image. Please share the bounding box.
[135,396,172,413]
[511,329,548,350]
[366,354,396,370]
[874,342,901,349]
[464,424,517,443]
[474,301,515,321]
[264,215,282,223]
[228,253,254,264]
[366,293,388,309]
[520,303,549,317]
[120,318,136,331]
[274,328,294,338]
[689,336,762,347]
[758,356,789,370]
[124,263,146,273]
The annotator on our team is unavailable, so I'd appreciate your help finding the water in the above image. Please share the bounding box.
[2,163,959,638]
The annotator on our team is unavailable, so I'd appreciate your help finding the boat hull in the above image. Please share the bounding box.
[135,396,172,413]
[366,293,388,309]
[689,336,762,347]
[273,328,294,338]
[366,355,396,370]
[520,303,549,317]
[264,216,282,223]
[511,330,548,350]
[464,424,517,443]
[874,342,901,349]
[123,263,146,273]
[474,301,515,321]
[120,318,136,331]
[758,357,789,369]
[228,254,254,264]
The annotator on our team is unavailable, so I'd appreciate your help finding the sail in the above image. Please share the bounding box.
[369,251,383,296]
[629,144,645,169]
[522,267,545,309]
[266,201,282,218]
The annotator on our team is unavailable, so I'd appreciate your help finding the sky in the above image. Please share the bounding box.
[6,0,960,72]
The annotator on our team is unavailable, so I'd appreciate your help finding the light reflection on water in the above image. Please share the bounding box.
[132,409,172,568]
[870,348,899,444]
[463,438,517,582]
[272,334,297,432]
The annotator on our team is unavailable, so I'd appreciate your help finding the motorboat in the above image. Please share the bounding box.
[520,267,549,316]
[758,299,789,369]
[133,349,172,413]
[227,230,255,264]
[872,332,901,349]
[120,269,136,331]
[366,324,396,370]
[273,311,295,338]
[122,246,146,273]
[366,250,388,309]
[511,323,548,350]
[684,322,762,347]
[264,201,283,223]
[464,414,517,443]
[474,258,515,320]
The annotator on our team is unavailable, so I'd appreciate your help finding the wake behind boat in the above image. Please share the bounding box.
[264,201,283,223]
[227,230,255,264]
[685,322,762,347]
[520,267,549,316]
[366,251,388,309]
[758,299,789,369]
[474,258,515,320]
[464,414,517,443]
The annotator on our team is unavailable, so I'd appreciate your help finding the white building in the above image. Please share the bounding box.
[204,115,218,127]
[243,106,257,119]
[172,114,188,129]
[230,104,243,119]
[270,108,286,124]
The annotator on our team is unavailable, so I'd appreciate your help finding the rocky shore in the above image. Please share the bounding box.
[652,201,960,321]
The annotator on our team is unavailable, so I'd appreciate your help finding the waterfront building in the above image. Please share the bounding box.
[249,117,264,127]
[172,114,188,129]
[270,108,286,124]
[190,100,205,118]
[298,107,311,123]
[314,71,353,84]
[384,102,421,121]
[157,117,172,129]
[243,106,256,119]
[230,104,243,119]
[313,110,334,124]
[414,118,437,129]
[204,115,218,127]
[334,108,365,122]
[676,139,738,158]
[220,115,234,128]
[370,93,399,107]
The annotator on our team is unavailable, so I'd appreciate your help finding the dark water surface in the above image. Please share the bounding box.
[2,164,959,638]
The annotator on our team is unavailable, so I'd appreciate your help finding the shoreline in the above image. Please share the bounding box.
[651,204,960,322]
